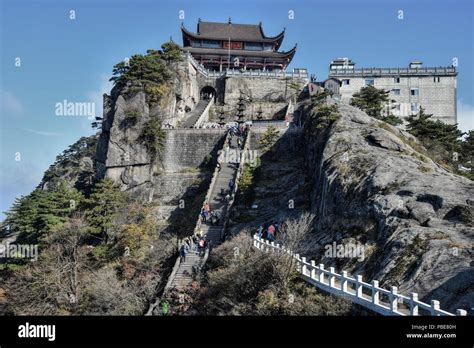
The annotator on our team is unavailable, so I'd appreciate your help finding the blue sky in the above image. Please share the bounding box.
[1,0,473,218]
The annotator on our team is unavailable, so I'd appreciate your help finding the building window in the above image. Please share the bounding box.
[342,79,350,85]
[202,40,221,49]
[411,102,419,113]
[191,41,202,48]
[391,89,401,95]
[433,76,441,83]
[411,88,419,96]
[394,104,401,111]
[365,79,375,86]
[263,43,273,51]
[394,77,400,83]
[244,42,262,51]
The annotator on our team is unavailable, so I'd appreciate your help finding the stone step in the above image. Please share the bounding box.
[164,133,247,291]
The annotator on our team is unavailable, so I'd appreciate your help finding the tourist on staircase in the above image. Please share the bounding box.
[179,244,187,263]
[198,238,206,257]
[192,234,198,251]
[257,225,264,238]
[267,224,276,242]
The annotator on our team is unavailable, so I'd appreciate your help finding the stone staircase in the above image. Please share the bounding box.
[181,99,211,128]
[167,251,202,289]
[165,133,245,291]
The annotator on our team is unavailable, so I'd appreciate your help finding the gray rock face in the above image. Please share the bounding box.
[304,101,474,312]
[94,60,225,233]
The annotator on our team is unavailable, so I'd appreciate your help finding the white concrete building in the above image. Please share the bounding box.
[328,58,457,124]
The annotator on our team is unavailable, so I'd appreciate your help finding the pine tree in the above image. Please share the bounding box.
[138,118,166,158]
[109,50,173,105]
[257,126,280,152]
[406,107,463,165]
[2,184,83,243]
[159,41,183,62]
[350,86,402,126]
[84,178,127,243]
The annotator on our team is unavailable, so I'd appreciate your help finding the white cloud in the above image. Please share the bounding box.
[1,89,24,115]
[457,100,474,133]
[22,128,62,136]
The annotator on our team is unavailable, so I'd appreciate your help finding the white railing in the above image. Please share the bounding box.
[253,235,467,316]
[186,52,309,80]
[187,52,212,78]
[194,98,214,128]
[329,66,456,77]
[223,69,309,80]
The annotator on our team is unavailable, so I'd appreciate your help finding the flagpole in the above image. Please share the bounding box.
[227,37,230,70]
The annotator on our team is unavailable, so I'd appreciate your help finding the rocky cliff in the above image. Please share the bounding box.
[94,58,226,234]
[96,58,200,193]
[302,101,473,312]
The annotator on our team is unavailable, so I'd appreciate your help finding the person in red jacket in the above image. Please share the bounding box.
[267,224,275,241]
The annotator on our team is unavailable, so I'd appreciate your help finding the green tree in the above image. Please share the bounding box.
[84,178,127,243]
[159,41,183,62]
[41,135,98,193]
[2,184,83,244]
[258,126,280,152]
[350,86,402,126]
[109,50,173,105]
[138,118,166,158]
[406,107,463,153]
[309,104,340,130]
[308,90,331,111]
[406,107,464,166]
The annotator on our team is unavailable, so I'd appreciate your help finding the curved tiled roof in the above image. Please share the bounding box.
[182,21,285,45]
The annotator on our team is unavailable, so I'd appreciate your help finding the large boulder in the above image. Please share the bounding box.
[304,101,473,313]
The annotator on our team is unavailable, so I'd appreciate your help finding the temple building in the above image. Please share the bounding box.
[181,18,297,72]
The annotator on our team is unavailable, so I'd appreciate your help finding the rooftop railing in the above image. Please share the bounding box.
[329,66,457,77]
[185,52,308,79]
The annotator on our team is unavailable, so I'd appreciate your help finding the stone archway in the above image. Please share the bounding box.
[200,86,217,102]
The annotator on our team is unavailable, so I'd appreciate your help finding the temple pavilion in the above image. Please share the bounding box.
[181,18,297,72]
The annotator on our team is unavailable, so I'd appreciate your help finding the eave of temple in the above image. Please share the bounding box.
[183,44,297,70]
